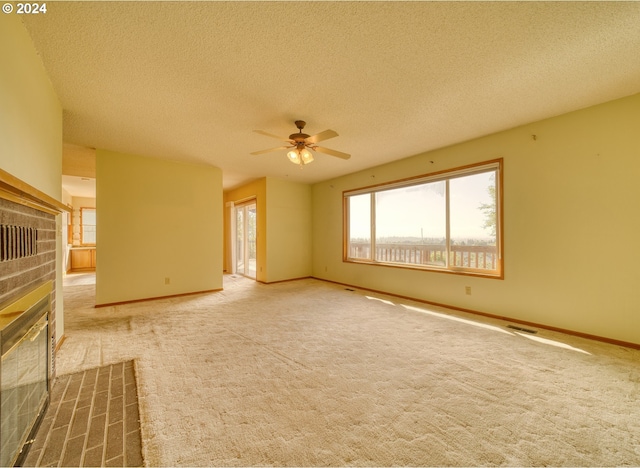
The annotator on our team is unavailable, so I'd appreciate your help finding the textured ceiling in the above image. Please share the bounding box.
[62,174,96,199]
[22,1,640,190]
[61,143,96,178]
[60,143,96,197]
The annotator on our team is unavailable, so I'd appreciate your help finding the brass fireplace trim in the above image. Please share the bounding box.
[0,281,53,332]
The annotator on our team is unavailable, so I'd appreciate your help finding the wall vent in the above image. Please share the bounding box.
[0,225,38,262]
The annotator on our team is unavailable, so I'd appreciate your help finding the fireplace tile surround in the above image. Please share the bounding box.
[0,197,58,351]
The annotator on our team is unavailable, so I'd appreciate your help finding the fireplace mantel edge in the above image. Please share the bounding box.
[0,167,70,215]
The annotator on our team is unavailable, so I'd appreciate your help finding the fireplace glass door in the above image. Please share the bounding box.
[1,286,51,467]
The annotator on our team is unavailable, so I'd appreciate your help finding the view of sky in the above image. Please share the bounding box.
[349,171,496,241]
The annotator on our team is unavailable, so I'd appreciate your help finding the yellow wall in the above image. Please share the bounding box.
[224,177,312,283]
[312,93,640,345]
[266,178,312,282]
[0,15,62,198]
[61,189,73,271]
[0,15,64,340]
[96,150,223,305]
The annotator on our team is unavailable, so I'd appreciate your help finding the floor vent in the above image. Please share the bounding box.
[507,325,537,334]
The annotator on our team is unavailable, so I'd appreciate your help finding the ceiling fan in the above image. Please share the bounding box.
[251,120,351,166]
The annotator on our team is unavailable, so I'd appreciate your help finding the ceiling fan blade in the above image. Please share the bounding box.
[250,146,291,155]
[253,130,292,142]
[313,146,351,160]
[306,129,338,144]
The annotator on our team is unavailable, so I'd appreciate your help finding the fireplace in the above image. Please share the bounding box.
[0,169,68,467]
[0,281,52,467]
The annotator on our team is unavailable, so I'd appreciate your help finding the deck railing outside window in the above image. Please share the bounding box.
[349,242,498,270]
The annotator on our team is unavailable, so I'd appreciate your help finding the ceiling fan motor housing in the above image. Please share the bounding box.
[291,134,310,142]
[290,120,310,142]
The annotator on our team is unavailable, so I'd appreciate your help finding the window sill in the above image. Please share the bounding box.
[344,258,503,279]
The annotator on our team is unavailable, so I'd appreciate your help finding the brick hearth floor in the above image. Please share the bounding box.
[23,361,144,467]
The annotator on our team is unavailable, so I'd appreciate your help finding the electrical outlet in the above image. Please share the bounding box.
[465,286,471,295]
[165,277,170,285]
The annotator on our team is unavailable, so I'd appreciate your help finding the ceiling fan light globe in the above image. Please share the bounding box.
[287,150,301,165]
[301,149,314,164]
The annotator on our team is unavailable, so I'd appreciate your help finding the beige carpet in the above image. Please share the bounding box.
[58,273,640,466]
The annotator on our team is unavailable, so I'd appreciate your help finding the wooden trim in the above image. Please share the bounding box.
[0,167,70,214]
[232,196,257,208]
[257,276,312,285]
[342,158,503,196]
[342,195,348,260]
[95,288,223,308]
[313,277,640,350]
[343,259,503,279]
[55,334,67,353]
[0,188,61,216]
[497,158,505,278]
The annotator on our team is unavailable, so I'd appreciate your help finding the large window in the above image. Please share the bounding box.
[344,159,502,277]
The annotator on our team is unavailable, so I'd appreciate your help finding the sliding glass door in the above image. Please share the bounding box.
[235,201,257,279]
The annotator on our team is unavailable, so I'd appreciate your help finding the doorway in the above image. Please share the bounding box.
[235,201,257,279]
